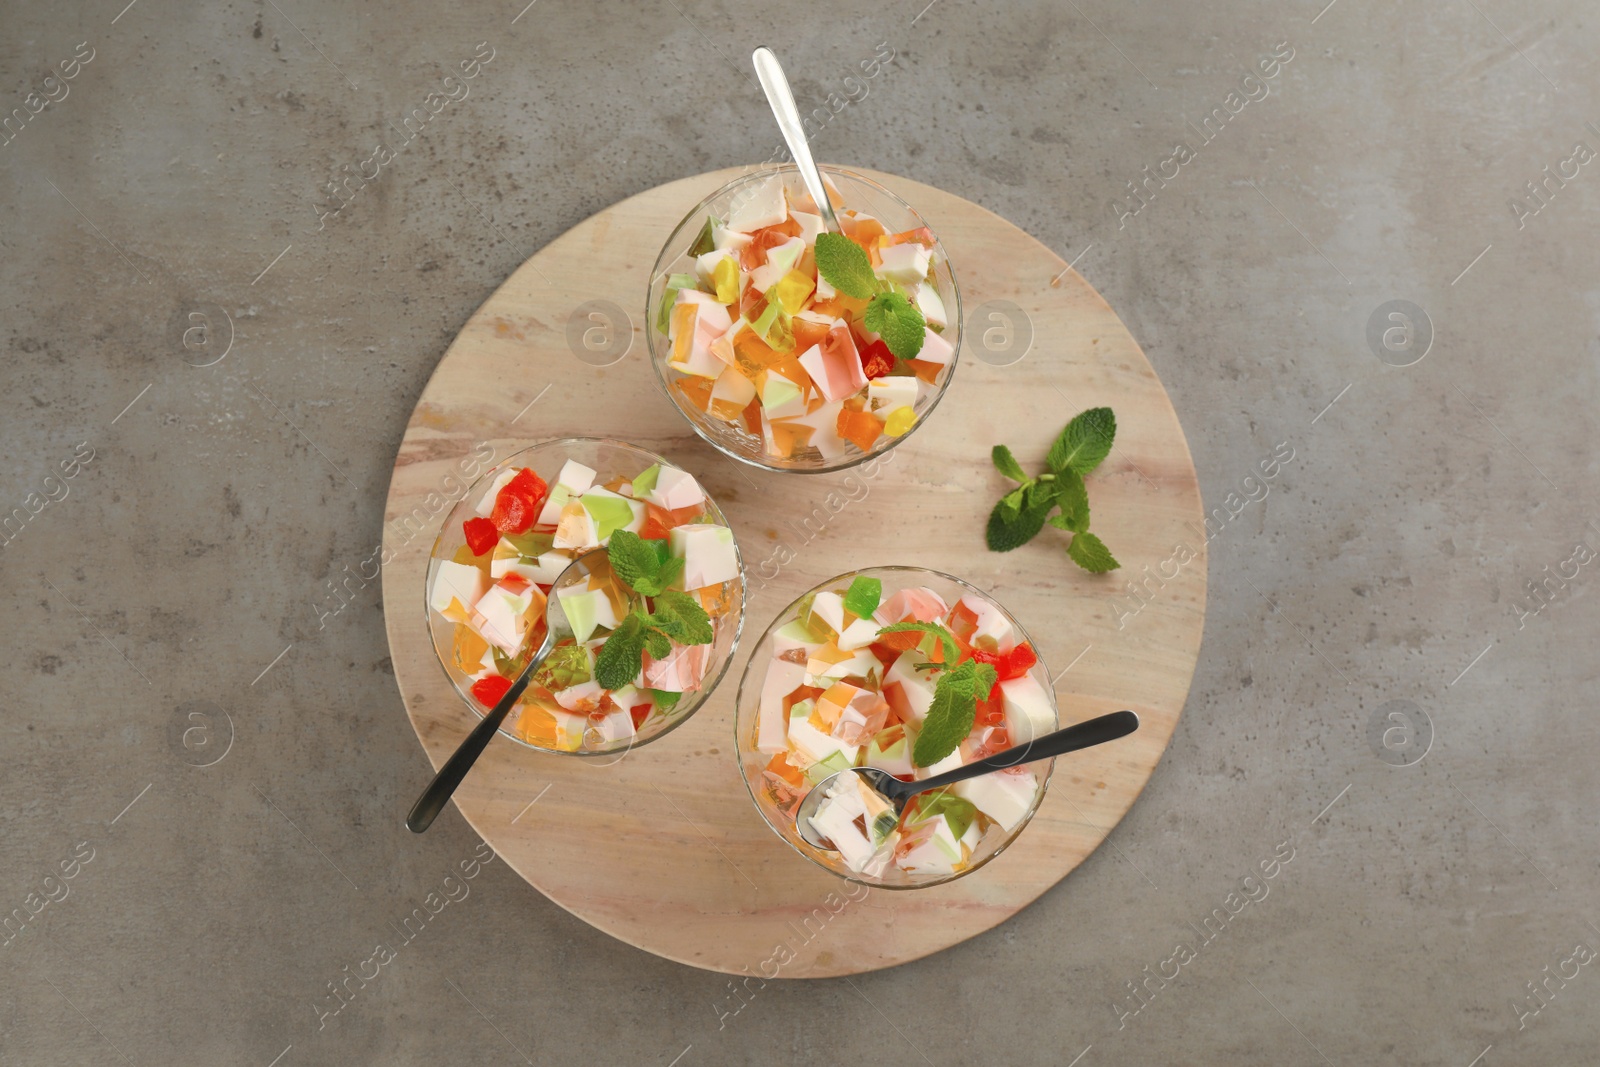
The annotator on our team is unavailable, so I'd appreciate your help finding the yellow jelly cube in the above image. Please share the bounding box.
[712,257,740,304]
[884,406,917,437]
[774,269,816,315]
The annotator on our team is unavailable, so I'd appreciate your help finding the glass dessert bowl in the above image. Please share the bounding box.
[734,567,1056,888]
[646,164,962,473]
[425,438,744,756]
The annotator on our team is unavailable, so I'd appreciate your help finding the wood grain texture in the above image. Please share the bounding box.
[380,166,1206,977]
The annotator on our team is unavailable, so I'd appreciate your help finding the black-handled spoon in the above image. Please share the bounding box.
[406,549,605,833]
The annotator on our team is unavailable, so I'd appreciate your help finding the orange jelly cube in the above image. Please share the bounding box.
[674,376,713,412]
[740,397,763,435]
[764,751,806,788]
[515,703,560,747]
[765,418,812,459]
[697,582,734,618]
[882,226,936,249]
[906,358,944,384]
[842,216,887,264]
[452,624,489,674]
[791,316,830,353]
[836,408,882,452]
[733,324,783,368]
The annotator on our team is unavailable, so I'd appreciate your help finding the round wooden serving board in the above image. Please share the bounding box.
[381,166,1206,977]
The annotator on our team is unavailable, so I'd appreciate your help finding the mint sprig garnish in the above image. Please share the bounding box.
[592,589,714,690]
[814,232,876,299]
[814,232,929,359]
[986,407,1120,573]
[862,291,925,359]
[912,659,999,767]
[607,529,685,597]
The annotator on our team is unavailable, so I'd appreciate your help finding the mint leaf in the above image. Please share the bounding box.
[842,576,882,619]
[1047,407,1116,474]
[650,590,713,645]
[997,484,1027,518]
[655,556,686,593]
[911,662,996,767]
[607,529,685,596]
[877,621,958,665]
[814,232,876,299]
[1047,470,1089,533]
[643,628,672,660]
[913,684,973,768]
[594,613,646,689]
[606,529,659,592]
[992,445,1028,483]
[985,480,1055,552]
[1066,530,1120,573]
[650,688,682,712]
[862,292,925,359]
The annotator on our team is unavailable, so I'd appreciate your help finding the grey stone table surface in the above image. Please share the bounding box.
[2,0,1596,1063]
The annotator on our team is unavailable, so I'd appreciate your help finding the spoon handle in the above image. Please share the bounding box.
[752,46,840,232]
[897,710,1141,801]
[406,634,555,833]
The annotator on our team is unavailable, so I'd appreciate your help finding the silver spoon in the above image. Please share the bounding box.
[752,46,840,233]
[794,710,1141,850]
[407,548,609,833]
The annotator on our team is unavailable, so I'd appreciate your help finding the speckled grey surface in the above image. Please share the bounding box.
[3,0,1597,1063]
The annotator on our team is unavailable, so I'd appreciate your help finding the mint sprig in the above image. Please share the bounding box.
[814,232,929,359]
[912,659,999,767]
[607,529,685,597]
[986,407,1120,573]
[592,590,715,690]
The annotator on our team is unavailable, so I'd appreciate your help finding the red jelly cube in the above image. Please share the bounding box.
[858,339,895,379]
[470,675,513,707]
[505,468,548,510]
[1002,643,1038,680]
[463,516,499,556]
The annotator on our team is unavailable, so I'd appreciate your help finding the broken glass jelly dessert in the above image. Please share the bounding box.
[747,573,1053,880]
[649,167,959,469]
[428,449,740,754]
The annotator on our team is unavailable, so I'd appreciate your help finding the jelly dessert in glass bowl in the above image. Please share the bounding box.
[734,567,1056,887]
[646,165,961,473]
[425,438,744,756]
